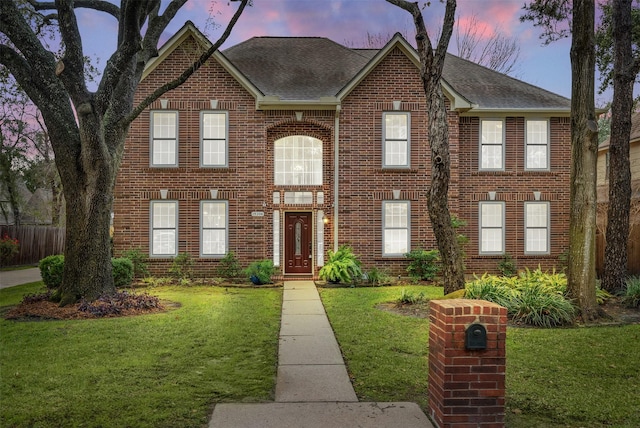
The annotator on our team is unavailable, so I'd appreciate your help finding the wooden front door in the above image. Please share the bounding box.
[285,212,312,274]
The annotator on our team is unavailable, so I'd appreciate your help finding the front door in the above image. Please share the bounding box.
[285,212,312,274]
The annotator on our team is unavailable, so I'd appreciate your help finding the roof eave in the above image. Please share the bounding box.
[256,96,340,110]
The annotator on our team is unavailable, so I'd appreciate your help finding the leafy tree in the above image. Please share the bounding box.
[386,0,465,294]
[522,0,601,320]
[596,0,640,292]
[0,0,249,305]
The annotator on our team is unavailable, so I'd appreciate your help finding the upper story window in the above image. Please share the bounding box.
[201,111,228,167]
[382,201,410,256]
[525,202,550,254]
[480,119,504,170]
[150,111,178,167]
[383,112,410,168]
[526,119,550,170]
[201,200,228,257]
[274,136,322,185]
[150,201,178,257]
[479,201,504,255]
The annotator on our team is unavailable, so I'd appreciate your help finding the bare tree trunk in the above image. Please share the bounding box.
[567,0,600,320]
[386,0,465,294]
[602,0,634,292]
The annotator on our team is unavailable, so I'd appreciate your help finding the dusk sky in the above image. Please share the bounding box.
[74,0,620,104]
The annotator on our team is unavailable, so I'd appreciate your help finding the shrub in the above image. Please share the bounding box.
[622,276,640,308]
[0,233,19,266]
[405,248,440,281]
[111,257,134,287]
[78,291,162,317]
[39,255,65,289]
[318,245,362,284]
[122,248,149,279]
[169,253,193,282]
[497,253,517,277]
[397,288,428,305]
[216,251,241,279]
[364,267,391,286]
[243,259,275,285]
[464,274,515,308]
[510,283,576,327]
[465,270,576,327]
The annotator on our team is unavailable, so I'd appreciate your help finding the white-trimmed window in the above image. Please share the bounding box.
[526,119,550,170]
[151,111,178,167]
[525,202,550,254]
[150,201,178,256]
[274,136,323,185]
[479,201,504,254]
[383,112,410,168]
[383,201,410,256]
[480,119,504,170]
[201,111,228,167]
[201,201,228,257]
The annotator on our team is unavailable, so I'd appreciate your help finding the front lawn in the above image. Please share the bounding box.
[320,285,640,428]
[0,283,281,428]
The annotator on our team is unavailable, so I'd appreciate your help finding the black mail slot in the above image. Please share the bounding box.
[465,323,487,350]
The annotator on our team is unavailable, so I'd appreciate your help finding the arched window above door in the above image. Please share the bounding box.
[274,136,323,185]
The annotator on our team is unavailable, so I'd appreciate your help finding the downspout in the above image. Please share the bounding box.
[333,105,341,252]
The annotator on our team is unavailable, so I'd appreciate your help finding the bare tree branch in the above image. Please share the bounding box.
[27,0,119,19]
[125,0,249,125]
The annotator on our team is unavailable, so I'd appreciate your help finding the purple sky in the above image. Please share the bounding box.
[76,0,616,104]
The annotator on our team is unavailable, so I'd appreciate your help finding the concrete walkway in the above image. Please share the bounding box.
[209,280,434,428]
[0,267,42,289]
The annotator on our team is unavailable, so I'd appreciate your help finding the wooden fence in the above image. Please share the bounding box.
[596,225,640,276]
[1,225,65,266]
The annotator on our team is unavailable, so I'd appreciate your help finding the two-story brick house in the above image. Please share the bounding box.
[113,22,572,278]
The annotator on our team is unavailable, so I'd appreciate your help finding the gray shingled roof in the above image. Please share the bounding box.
[223,36,570,111]
[223,37,373,100]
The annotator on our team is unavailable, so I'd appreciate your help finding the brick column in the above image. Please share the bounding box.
[428,299,507,428]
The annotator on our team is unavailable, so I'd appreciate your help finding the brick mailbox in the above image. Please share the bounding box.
[428,299,508,428]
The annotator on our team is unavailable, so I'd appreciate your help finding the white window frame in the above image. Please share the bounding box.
[150,201,178,257]
[274,136,323,186]
[150,111,178,167]
[525,202,550,254]
[382,112,410,168]
[479,201,505,255]
[200,200,228,257]
[382,200,410,256]
[200,111,228,167]
[480,118,505,171]
[525,119,550,171]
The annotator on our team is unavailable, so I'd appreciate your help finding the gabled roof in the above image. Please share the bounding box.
[144,22,571,114]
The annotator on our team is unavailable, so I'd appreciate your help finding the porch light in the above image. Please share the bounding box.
[323,214,329,224]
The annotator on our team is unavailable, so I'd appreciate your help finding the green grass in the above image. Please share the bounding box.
[319,285,442,409]
[0,283,282,428]
[320,285,640,428]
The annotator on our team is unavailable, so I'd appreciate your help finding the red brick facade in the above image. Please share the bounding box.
[428,299,508,427]
[113,31,571,278]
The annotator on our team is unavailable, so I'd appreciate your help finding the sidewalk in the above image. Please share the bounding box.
[0,267,42,289]
[209,280,434,428]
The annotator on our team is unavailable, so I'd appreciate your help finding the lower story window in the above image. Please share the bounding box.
[479,201,504,254]
[201,201,228,256]
[151,201,178,256]
[525,202,550,254]
[383,201,410,256]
